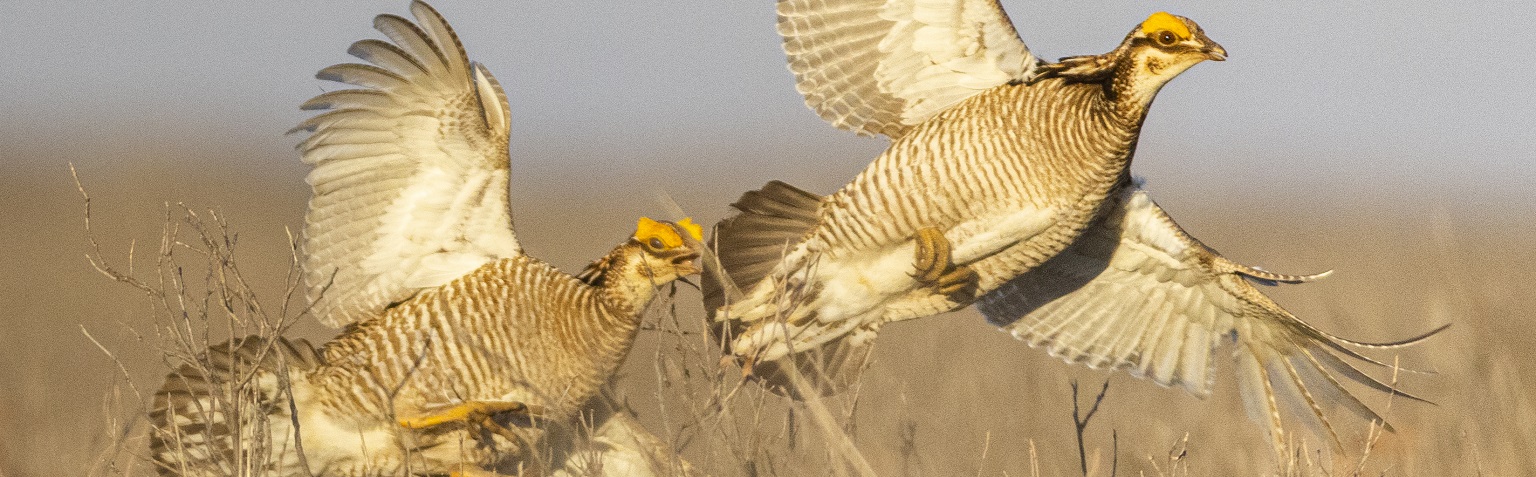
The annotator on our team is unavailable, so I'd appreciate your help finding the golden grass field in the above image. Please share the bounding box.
[3,137,1533,476]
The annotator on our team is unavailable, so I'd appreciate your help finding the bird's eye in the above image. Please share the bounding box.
[1156,31,1178,46]
[649,238,665,249]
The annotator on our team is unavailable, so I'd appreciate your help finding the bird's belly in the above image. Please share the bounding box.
[290,382,408,473]
[814,243,926,321]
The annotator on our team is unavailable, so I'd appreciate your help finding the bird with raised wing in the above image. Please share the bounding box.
[704,0,1441,452]
[149,2,703,475]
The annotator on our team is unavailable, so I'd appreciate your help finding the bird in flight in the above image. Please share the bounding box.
[704,0,1442,453]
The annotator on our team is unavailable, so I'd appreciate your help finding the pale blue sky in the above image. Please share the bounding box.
[3,1,1532,211]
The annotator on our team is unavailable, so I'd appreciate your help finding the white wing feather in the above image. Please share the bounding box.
[977,187,1439,451]
[778,0,1038,138]
[295,1,520,327]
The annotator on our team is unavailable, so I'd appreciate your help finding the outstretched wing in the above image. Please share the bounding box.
[294,1,520,327]
[778,0,1039,138]
[977,187,1443,451]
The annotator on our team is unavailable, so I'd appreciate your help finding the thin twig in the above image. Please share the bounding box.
[1072,378,1111,477]
[81,325,146,405]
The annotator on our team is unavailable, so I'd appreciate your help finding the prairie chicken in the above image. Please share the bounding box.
[150,2,703,475]
[704,1,1441,452]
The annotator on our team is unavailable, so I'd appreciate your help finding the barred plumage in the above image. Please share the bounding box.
[708,5,1219,387]
[707,1,1440,455]
[149,2,703,475]
[150,338,323,476]
[277,229,697,475]
[308,245,698,436]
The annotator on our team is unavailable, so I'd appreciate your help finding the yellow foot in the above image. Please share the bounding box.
[399,400,544,430]
[934,266,979,301]
[449,468,517,477]
[911,227,979,303]
[912,227,952,283]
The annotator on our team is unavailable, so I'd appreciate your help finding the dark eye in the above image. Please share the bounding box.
[1156,31,1178,46]
[649,238,665,249]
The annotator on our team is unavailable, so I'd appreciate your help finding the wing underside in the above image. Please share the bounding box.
[977,187,1442,452]
[295,1,521,327]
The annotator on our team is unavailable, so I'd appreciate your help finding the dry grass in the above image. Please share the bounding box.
[73,166,312,476]
[5,157,1534,476]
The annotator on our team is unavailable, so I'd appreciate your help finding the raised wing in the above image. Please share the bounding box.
[976,187,1444,451]
[778,0,1039,138]
[294,1,520,327]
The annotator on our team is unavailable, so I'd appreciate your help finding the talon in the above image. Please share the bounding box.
[475,412,523,444]
[912,227,951,283]
[936,266,980,304]
[910,227,978,304]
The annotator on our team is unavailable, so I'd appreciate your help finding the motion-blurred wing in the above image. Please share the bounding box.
[294,1,520,327]
[977,187,1441,451]
[778,0,1038,138]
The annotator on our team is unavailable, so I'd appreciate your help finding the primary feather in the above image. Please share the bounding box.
[295,0,520,328]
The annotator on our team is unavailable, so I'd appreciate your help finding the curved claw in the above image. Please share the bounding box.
[912,227,978,303]
[936,266,980,303]
[912,227,952,283]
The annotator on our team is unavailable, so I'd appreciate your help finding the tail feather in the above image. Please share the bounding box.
[1307,342,1432,405]
[706,181,877,397]
[1293,347,1395,431]
[149,336,322,476]
[702,180,822,317]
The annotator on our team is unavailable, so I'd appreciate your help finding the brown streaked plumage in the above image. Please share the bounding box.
[148,2,704,475]
[291,220,699,475]
[706,1,1441,454]
[149,243,708,475]
[150,223,704,475]
[708,4,1225,395]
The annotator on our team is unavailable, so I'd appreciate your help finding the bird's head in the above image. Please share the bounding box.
[1119,12,1225,88]
[628,217,705,285]
[1034,12,1224,107]
[576,216,704,315]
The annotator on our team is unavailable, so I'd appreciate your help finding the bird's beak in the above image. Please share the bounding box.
[1201,38,1227,61]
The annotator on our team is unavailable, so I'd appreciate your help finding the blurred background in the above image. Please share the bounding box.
[3,1,1532,475]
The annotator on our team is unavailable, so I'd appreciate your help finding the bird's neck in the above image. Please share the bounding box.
[553,246,654,387]
[1105,58,1172,126]
[578,244,662,326]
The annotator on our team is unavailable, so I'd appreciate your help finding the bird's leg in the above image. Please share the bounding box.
[912,227,979,303]
[404,401,549,475]
[448,467,519,477]
[398,400,545,430]
[448,466,525,477]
